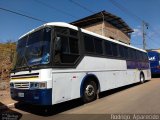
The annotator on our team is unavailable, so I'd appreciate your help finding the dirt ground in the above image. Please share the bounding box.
[0,88,16,106]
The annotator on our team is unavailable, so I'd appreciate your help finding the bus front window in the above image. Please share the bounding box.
[14,28,51,70]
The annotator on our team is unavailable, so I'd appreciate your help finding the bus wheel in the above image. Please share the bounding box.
[82,80,97,103]
[140,73,145,83]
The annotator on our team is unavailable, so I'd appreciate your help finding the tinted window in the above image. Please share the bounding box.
[54,36,80,64]
[105,41,112,56]
[128,48,132,60]
[140,52,143,61]
[136,51,141,61]
[27,30,42,45]
[84,35,94,53]
[69,37,79,54]
[57,35,69,53]
[124,47,129,59]
[61,54,79,63]
[133,50,137,60]
[131,49,135,60]
[55,27,68,34]
[119,45,125,58]
[112,43,118,57]
[145,53,148,61]
[70,29,78,37]
[94,38,103,54]
[43,28,51,42]
[17,36,28,48]
[54,28,80,65]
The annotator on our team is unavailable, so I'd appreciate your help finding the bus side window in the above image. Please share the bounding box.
[142,53,145,61]
[94,38,103,55]
[140,52,143,61]
[69,29,78,37]
[124,47,129,59]
[136,51,140,61]
[130,49,135,60]
[112,43,118,57]
[54,35,69,64]
[54,28,80,65]
[129,48,134,60]
[144,53,148,62]
[84,35,94,53]
[69,37,79,54]
[105,41,112,56]
[61,36,80,64]
[119,45,125,58]
[56,35,69,53]
[133,50,137,60]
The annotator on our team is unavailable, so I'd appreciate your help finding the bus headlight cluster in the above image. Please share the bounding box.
[30,82,47,89]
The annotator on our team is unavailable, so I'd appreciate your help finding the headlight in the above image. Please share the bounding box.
[30,82,47,89]
[10,83,14,88]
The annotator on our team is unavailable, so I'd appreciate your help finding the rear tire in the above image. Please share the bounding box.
[82,80,97,103]
[140,73,145,83]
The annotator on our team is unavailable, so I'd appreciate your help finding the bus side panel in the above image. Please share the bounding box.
[52,73,71,104]
[143,69,151,80]
[92,71,126,91]
[52,72,86,104]
[78,57,128,92]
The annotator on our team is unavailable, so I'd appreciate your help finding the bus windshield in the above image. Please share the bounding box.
[14,28,51,70]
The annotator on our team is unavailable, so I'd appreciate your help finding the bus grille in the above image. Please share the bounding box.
[14,82,30,89]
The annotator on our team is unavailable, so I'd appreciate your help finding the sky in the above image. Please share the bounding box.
[0,0,160,49]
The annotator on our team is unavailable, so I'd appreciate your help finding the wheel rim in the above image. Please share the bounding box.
[140,74,144,82]
[85,85,95,97]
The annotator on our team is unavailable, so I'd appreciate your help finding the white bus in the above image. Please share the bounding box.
[10,22,151,105]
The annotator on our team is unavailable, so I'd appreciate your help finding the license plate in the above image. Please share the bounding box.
[18,93,24,97]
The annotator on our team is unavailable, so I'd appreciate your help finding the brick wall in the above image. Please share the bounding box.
[152,49,160,53]
[83,21,130,44]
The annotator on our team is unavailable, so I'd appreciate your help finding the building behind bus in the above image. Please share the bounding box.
[71,10,133,45]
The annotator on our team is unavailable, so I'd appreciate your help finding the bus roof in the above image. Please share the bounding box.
[19,22,146,53]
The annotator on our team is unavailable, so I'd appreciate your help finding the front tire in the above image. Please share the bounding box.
[82,80,97,103]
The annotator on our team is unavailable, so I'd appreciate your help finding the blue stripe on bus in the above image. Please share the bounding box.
[126,60,149,69]
[10,88,52,105]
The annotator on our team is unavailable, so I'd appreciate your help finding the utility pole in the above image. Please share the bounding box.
[142,21,148,50]
[101,12,105,36]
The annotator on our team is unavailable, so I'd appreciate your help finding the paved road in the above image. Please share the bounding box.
[1,78,160,120]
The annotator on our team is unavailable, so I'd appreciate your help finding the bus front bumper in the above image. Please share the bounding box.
[10,88,52,105]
